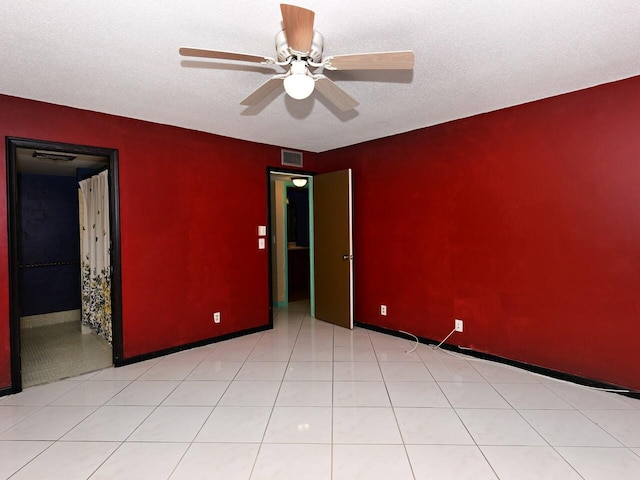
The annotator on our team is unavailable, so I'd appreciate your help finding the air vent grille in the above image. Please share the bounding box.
[281,149,303,167]
[32,151,76,161]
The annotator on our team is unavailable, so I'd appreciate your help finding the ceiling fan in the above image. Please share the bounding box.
[179,4,414,112]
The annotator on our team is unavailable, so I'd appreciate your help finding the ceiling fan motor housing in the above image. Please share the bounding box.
[275,30,323,63]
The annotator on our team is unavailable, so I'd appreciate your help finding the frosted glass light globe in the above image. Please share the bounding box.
[283,61,315,100]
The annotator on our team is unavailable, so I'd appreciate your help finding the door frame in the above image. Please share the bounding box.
[266,167,315,327]
[5,137,124,393]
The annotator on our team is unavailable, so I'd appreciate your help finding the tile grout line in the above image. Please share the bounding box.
[247,302,306,479]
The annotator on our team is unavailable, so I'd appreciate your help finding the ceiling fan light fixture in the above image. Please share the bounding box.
[180,4,414,111]
[284,74,315,99]
[283,60,315,100]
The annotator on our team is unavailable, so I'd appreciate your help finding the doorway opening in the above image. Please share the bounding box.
[267,167,354,330]
[267,169,315,327]
[6,137,123,393]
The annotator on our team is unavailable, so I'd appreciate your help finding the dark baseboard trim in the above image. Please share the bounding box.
[1,325,270,395]
[119,324,271,367]
[356,321,640,400]
[0,386,15,398]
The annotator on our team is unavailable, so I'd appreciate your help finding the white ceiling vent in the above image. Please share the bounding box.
[281,149,303,167]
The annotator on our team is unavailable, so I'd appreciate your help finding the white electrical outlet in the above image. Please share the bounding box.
[380,305,387,316]
[213,312,221,323]
[454,319,464,332]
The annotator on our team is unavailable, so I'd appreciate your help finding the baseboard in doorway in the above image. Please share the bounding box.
[21,309,81,329]
[0,386,14,398]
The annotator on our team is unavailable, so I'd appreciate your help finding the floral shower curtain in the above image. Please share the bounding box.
[79,170,111,343]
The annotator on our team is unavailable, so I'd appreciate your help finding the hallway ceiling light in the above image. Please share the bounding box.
[292,177,308,187]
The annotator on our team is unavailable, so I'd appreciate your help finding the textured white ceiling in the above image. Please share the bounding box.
[1,1,639,153]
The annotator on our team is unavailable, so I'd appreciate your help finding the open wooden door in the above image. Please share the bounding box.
[313,169,353,329]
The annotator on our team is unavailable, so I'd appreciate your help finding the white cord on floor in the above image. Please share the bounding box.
[392,325,633,395]
[398,330,419,353]
[420,328,631,393]
[434,328,457,349]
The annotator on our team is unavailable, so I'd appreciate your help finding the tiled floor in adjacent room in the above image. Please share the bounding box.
[1,301,639,479]
[20,320,113,388]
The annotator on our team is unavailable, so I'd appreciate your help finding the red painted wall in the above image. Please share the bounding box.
[3,76,639,392]
[320,76,640,390]
[0,95,316,390]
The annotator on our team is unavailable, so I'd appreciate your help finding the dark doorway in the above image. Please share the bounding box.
[6,137,123,393]
[286,185,310,302]
[266,168,314,327]
[266,167,354,329]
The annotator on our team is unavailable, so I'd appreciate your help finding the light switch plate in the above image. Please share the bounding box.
[258,225,267,236]
[258,238,266,249]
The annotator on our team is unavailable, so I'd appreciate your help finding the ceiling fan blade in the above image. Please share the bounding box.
[179,47,273,64]
[324,51,415,70]
[314,75,359,112]
[280,4,315,53]
[240,76,285,106]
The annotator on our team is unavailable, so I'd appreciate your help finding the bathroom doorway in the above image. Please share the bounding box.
[6,137,123,392]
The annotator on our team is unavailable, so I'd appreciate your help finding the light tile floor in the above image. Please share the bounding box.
[1,301,639,479]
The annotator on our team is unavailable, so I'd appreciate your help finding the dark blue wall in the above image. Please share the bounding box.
[18,174,81,316]
[287,187,310,247]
